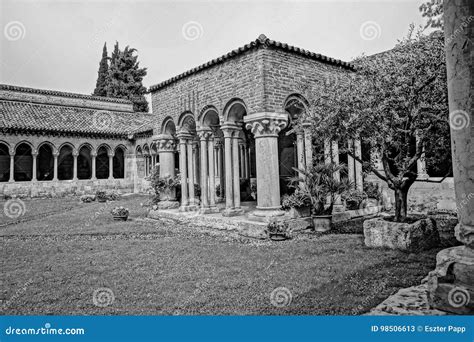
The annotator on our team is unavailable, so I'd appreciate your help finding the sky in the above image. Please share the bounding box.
[1,0,428,103]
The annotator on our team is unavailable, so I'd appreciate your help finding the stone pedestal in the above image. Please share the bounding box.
[244,112,288,222]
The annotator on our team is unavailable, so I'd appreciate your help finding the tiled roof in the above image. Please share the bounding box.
[150,34,355,91]
[0,84,132,104]
[0,101,154,138]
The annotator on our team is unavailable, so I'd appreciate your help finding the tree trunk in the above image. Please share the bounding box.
[394,188,408,222]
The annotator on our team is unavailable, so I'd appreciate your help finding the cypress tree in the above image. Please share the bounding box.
[92,43,109,97]
[106,43,149,112]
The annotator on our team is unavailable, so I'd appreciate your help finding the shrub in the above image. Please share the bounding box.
[281,189,311,210]
[266,220,293,239]
[95,190,108,201]
[342,189,367,210]
[364,182,382,201]
[80,194,96,203]
[106,191,121,201]
[111,206,129,216]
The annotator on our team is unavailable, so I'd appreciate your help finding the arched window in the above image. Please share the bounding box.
[113,147,125,179]
[78,146,92,179]
[0,143,10,182]
[58,145,74,180]
[96,146,109,179]
[14,143,33,181]
[37,144,54,181]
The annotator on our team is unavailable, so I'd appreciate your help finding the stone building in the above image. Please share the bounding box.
[0,34,455,216]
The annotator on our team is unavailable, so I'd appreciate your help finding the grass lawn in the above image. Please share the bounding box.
[0,195,441,315]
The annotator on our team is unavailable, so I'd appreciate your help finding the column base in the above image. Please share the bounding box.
[199,207,220,215]
[157,200,180,210]
[426,245,474,314]
[417,173,430,180]
[222,208,244,217]
[247,208,285,223]
[179,205,198,212]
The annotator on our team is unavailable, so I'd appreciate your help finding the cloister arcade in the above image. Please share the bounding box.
[0,140,126,183]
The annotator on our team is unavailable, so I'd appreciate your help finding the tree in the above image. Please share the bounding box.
[106,42,149,112]
[419,0,444,29]
[92,43,109,97]
[297,27,450,222]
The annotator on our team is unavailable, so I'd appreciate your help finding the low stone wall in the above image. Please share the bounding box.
[0,179,135,198]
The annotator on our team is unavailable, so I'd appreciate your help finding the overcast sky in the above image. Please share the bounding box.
[1,0,427,99]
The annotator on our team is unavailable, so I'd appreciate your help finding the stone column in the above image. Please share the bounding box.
[416,135,429,179]
[245,112,288,221]
[72,150,78,181]
[244,145,250,179]
[207,136,218,211]
[52,151,58,181]
[198,129,210,212]
[331,140,344,213]
[221,124,243,216]
[215,139,224,201]
[303,123,313,168]
[239,142,245,178]
[296,131,306,175]
[178,134,190,210]
[232,132,242,210]
[354,139,363,191]
[347,139,355,188]
[156,134,179,209]
[187,141,196,207]
[193,142,199,185]
[91,152,97,180]
[426,0,474,314]
[324,139,331,164]
[31,150,38,181]
[108,151,114,180]
[8,151,14,182]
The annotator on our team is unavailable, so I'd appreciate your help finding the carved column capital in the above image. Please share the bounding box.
[221,123,241,138]
[244,112,288,138]
[155,134,177,152]
[197,129,213,141]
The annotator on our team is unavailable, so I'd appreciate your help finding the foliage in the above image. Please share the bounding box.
[281,189,311,210]
[419,0,443,29]
[110,206,129,216]
[106,191,121,201]
[92,43,109,97]
[364,182,383,201]
[95,190,108,201]
[266,220,293,239]
[80,195,95,203]
[147,167,180,197]
[106,42,149,112]
[296,27,449,221]
[341,189,367,210]
[290,163,352,216]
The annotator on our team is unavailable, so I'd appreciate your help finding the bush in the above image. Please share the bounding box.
[111,206,129,216]
[106,191,121,201]
[80,195,96,203]
[95,190,108,202]
[364,182,382,201]
[266,220,293,239]
[281,190,311,210]
[342,189,367,210]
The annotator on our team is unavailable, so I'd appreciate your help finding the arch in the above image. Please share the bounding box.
[96,143,112,155]
[58,144,74,180]
[14,142,33,181]
[113,146,125,179]
[96,145,109,179]
[37,143,54,181]
[161,116,177,135]
[0,142,10,182]
[142,144,152,176]
[223,98,247,123]
[284,94,308,123]
[136,145,143,156]
[177,112,197,134]
[77,144,92,180]
[199,106,220,128]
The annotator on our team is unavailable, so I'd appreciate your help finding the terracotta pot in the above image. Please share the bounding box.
[97,198,107,203]
[269,233,290,241]
[312,215,332,232]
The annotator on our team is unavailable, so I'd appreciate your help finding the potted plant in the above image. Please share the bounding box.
[281,189,311,218]
[111,206,129,221]
[291,163,352,232]
[147,167,181,208]
[342,189,367,210]
[96,190,107,203]
[363,181,383,207]
[250,181,257,200]
[266,220,293,241]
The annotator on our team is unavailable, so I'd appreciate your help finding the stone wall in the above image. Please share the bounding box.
[150,45,352,130]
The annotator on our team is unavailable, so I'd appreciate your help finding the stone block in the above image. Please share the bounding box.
[429,214,460,247]
[363,217,440,252]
